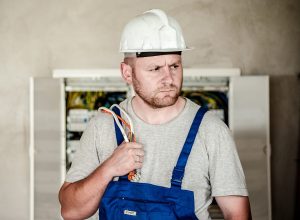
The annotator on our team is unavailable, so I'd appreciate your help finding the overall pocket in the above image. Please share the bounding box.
[118,197,177,220]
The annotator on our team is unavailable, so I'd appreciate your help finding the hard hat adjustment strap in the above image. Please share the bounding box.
[136,51,182,58]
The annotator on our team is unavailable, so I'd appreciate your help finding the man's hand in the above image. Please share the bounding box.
[103,141,144,177]
[215,196,252,220]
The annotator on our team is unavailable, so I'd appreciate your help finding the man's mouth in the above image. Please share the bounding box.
[160,90,174,92]
[159,87,176,92]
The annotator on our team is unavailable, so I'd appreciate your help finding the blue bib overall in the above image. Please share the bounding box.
[99,106,207,220]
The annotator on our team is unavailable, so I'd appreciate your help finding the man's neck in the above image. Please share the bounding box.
[131,96,186,125]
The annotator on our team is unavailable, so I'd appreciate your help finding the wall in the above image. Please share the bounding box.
[0,0,299,219]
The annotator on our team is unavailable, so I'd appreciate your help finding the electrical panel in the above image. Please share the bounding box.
[65,91,127,170]
[30,69,271,220]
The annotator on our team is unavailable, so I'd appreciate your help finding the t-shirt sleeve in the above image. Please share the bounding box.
[65,117,100,183]
[204,112,248,197]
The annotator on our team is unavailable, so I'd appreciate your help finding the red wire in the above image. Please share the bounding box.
[101,109,136,142]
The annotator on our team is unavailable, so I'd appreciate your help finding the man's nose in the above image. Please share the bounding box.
[161,66,173,84]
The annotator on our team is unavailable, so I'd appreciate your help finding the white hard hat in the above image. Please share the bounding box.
[119,9,192,55]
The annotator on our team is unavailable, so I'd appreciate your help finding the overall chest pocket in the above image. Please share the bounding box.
[117,197,177,220]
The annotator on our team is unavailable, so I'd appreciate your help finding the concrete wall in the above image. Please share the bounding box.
[0,0,299,219]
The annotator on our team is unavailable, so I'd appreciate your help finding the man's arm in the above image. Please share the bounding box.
[215,196,252,220]
[59,163,112,220]
[59,142,144,220]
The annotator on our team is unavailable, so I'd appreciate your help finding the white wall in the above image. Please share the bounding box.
[0,0,299,219]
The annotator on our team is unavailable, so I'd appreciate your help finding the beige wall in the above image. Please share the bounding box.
[0,0,299,219]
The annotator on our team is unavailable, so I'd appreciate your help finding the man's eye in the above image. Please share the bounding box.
[171,65,179,70]
[150,66,160,71]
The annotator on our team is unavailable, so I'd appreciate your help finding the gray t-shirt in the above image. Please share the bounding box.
[66,97,248,219]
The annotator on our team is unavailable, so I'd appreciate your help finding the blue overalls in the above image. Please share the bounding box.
[99,106,207,219]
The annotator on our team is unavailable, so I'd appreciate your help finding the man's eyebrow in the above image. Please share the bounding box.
[145,59,181,69]
[169,60,182,66]
[145,63,163,69]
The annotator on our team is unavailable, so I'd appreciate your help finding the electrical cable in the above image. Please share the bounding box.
[110,104,135,135]
[98,107,130,142]
[98,105,141,182]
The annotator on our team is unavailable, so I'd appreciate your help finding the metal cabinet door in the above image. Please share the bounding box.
[30,77,64,220]
[229,76,271,220]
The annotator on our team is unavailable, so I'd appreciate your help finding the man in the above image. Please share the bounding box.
[59,9,251,219]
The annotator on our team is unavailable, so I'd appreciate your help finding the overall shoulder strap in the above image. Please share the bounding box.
[111,106,129,182]
[171,106,208,188]
[111,106,124,146]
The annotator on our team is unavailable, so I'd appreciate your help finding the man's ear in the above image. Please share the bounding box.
[120,62,133,84]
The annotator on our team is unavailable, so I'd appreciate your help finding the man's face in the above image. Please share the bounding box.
[130,54,183,108]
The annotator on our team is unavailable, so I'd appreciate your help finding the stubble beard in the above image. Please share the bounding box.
[132,74,182,109]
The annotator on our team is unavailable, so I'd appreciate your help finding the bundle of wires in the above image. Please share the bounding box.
[98,104,140,182]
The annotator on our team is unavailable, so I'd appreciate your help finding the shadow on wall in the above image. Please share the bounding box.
[296,73,300,220]
[269,74,300,220]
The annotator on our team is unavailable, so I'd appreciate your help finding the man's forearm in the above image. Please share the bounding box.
[59,163,113,220]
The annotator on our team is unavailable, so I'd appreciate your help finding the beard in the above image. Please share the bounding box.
[132,74,182,109]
